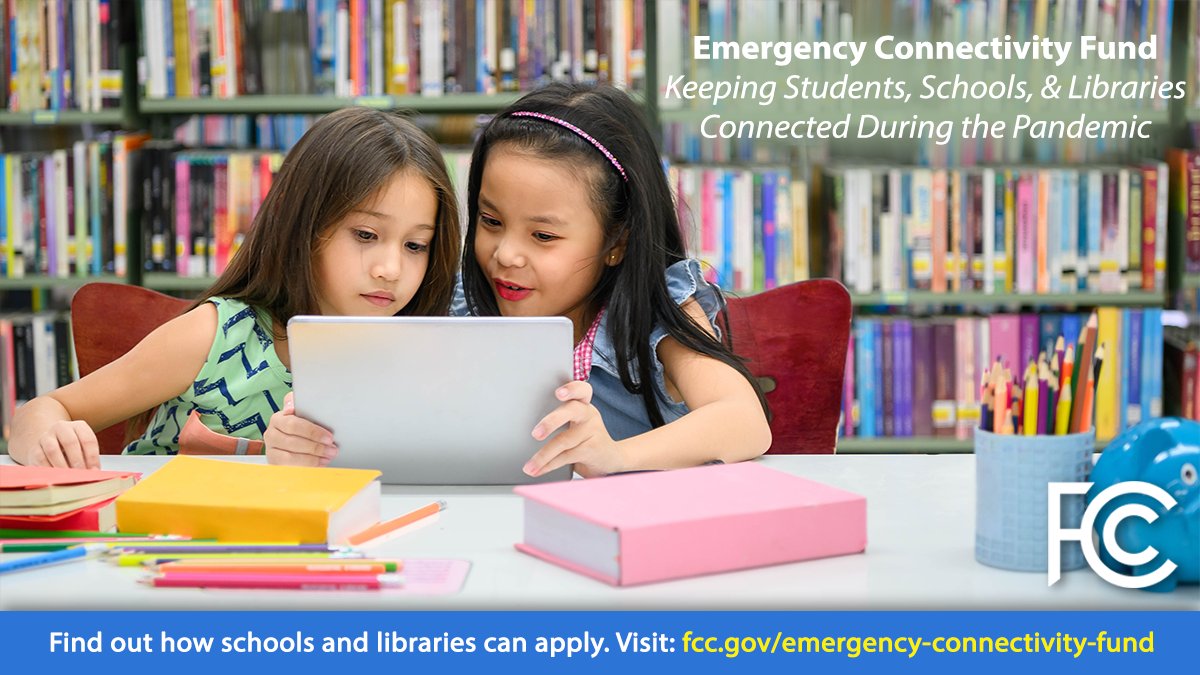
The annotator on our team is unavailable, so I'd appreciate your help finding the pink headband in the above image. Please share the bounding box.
[509,111,628,182]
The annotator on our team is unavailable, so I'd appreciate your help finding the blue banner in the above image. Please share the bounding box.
[0,611,1194,674]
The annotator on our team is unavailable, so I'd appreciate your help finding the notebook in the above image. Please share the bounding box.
[514,462,868,586]
[287,316,574,485]
[115,456,381,543]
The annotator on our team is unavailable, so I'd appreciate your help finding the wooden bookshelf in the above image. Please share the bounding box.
[0,276,128,291]
[139,94,526,116]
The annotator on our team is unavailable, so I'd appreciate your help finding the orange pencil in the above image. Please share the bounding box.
[1080,367,1096,434]
[347,501,446,546]
[1071,314,1098,433]
[993,366,1009,434]
[1059,344,1075,397]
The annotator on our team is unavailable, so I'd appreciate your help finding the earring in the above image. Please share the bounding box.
[608,253,618,264]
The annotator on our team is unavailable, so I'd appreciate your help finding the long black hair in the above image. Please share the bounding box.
[462,83,769,427]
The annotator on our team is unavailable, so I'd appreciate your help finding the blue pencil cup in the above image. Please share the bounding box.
[974,429,1094,572]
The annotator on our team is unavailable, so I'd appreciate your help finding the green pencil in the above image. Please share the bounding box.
[0,529,152,539]
[1,542,100,553]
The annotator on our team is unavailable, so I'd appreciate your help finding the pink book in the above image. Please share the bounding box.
[701,169,716,283]
[988,314,1020,373]
[1016,173,1035,293]
[175,157,190,276]
[954,318,977,440]
[931,170,948,293]
[513,462,866,586]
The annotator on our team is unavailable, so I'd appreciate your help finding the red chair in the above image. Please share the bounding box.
[71,282,191,454]
[724,279,851,454]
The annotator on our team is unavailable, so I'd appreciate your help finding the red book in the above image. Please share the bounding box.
[0,497,118,533]
[1141,163,1158,291]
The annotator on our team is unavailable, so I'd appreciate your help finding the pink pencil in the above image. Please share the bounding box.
[142,572,403,591]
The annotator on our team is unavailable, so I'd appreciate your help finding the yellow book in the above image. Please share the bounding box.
[171,0,193,98]
[1004,170,1015,293]
[115,457,381,544]
[1094,308,1121,442]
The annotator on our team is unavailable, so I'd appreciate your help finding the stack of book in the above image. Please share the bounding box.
[0,465,140,533]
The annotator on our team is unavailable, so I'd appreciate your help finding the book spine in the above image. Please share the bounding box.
[912,321,934,437]
[931,321,956,438]
[881,320,894,437]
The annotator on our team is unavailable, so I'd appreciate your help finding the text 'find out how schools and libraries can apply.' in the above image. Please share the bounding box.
[47,628,1158,661]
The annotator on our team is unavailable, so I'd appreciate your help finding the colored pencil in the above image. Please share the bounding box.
[1092,342,1107,385]
[0,544,105,575]
[142,572,404,590]
[153,561,402,574]
[111,552,366,567]
[1053,336,1065,380]
[1037,360,1050,435]
[1022,366,1038,436]
[0,536,189,548]
[346,500,446,546]
[1059,345,1075,398]
[993,368,1009,434]
[1055,375,1073,435]
[1080,366,1096,433]
[105,544,346,556]
[0,529,156,540]
[1071,314,1098,433]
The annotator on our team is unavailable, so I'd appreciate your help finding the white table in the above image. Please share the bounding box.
[1,455,1196,610]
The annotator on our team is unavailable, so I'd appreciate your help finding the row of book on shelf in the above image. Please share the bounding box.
[2,0,127,113]
[670,164,809,293]
[140,0,647,100]
[0,135,150,279]
[820,163,1170,296]
[840,308,1164,444]
[0,313,75,442]
[3,133,1191,302]
[172,114,319,152]
[0,140,477,280]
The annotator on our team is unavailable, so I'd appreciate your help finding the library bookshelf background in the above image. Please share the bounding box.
[2,0,1200,455]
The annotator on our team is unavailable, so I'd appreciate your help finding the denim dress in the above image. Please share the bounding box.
[452,259,722,440]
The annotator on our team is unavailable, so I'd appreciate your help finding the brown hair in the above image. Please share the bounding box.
[196,106,461,324]
[126,107,461,445]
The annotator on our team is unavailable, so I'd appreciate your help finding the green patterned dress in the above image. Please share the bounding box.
[123,297,293,455]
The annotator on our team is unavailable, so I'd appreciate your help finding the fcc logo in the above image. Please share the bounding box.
[1047,481,1178,589]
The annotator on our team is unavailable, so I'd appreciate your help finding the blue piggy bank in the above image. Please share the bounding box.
[1088,418,1199,592]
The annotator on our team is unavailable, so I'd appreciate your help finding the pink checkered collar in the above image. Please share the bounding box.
[573,308,606,381]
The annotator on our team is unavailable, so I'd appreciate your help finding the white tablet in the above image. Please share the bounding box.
[287,316,574,484]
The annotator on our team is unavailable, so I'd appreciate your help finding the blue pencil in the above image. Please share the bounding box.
[0,544,104,575]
